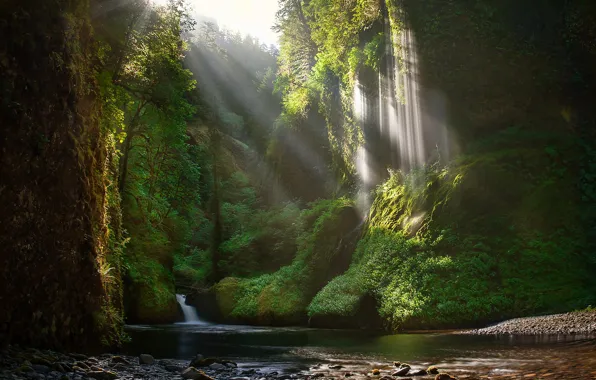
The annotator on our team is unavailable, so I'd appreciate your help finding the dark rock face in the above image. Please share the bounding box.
[185,290,221,322]
[0,0,122,350]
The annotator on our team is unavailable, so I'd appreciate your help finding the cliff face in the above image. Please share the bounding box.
[0,0,122,349]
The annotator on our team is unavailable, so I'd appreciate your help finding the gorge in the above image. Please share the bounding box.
[1,0,596,378]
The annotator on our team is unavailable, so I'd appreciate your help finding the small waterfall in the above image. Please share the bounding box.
[176,294,208,325]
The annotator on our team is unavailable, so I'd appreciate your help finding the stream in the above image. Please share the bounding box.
[121,297,596,378]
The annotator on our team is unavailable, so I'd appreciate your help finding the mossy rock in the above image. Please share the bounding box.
[125,282,181,324]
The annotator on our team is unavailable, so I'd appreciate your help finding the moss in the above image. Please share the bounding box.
[333,143,596,330]
[0,0,124,349]
[212,198,360,325]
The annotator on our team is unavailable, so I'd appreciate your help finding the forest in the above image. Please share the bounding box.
[1,0,596,378]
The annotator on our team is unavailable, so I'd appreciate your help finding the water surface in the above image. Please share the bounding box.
[122,323,596,377]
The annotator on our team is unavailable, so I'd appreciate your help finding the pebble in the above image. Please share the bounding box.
[466,310,596,335]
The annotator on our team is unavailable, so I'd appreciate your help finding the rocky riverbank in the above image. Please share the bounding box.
[0,346,461,380]
[2,340,596,380]
[465,310,596,335]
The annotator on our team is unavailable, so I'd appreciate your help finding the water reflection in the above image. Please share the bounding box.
[122,323,595,366]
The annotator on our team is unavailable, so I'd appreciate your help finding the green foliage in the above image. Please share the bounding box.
[307,267,367,317]
[213,198,358,324]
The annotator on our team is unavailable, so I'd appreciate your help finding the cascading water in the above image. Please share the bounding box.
[176,294,208,325]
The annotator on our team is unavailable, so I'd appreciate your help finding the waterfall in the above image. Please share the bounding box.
[176,294,208,325]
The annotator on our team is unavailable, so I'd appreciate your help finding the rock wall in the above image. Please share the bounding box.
[0,0,122,350]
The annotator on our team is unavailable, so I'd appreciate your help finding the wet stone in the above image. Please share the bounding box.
[393,367,409,376]
[32,366,50,374]
[138,355,155,365]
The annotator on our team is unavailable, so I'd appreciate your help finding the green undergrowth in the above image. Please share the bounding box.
[311,132,596,330]
[213,197,358,324]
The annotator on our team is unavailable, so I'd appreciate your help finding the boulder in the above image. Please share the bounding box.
[409,369,427,376]
[138,354,155,365]
[181,367,214,380]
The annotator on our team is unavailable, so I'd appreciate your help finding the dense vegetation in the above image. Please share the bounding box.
[198,0,596,330]
[3,0,596,350]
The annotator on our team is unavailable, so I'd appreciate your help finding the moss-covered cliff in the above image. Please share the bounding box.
[0,0,123,349]
[200,0,596,330]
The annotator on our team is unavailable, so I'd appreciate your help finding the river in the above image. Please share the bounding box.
[122,322,596,378]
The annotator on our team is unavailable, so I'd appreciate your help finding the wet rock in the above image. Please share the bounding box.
[371,369,380,376]
[73,363,88,371]
[71,367,86,374]
[31,357,53,367]
[435,374,457,380]
[208,363,226,371]
[32,366,50,374]
[110,364,127,372]
[109,357,129,365]
[51,363,65,373]
[181,368,213,380]
[399,364,411,370]
[189,357,217,368]
[393,362,401,368]
[222,360,238,368]
[310,373,325,378]
[392,367,409,376]
[229,377,251,380]
[241,369,257,375]
[17,364,34,373]
[189,354,204,366]
[87,370,117,380]
[426,366,439,375]
[380,376,393,380]
[138,354,155,365]
[328,365,343,370]
[344,373,353,377]
[165,365,185,373]
[409,369,427,376]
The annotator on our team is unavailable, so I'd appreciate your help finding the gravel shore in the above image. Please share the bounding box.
[465,310,596,335]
